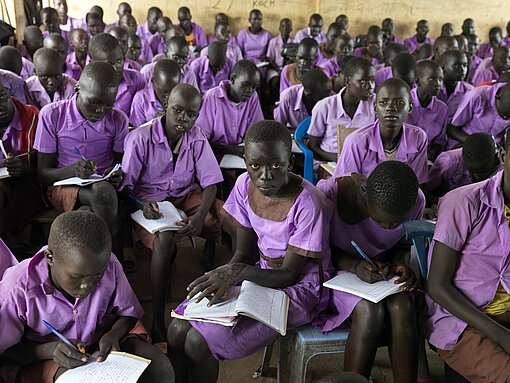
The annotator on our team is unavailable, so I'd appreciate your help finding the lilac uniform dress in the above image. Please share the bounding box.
[375,66,393,91]
[317,175,425,331]
[129,86,164,128]
[141,62,199,90]
[149,34,166,56]
[473,65,500,86]
[266,34,294,69]
[137,21,154,42]
[24,74,77,110]
[237,28,272,79]
[20,57,34,80]
[437,81,474,123]
[404,35,435,52]
[0,237,17,279]
[190,56,235,94]
[294,28,326,44]
[190,172,334,360]
[476,42,494,59]
[468,55,483,84]
[114,69,146,117]
[200,44,243,62]
[0,69,27,103]
[273,84,310,129]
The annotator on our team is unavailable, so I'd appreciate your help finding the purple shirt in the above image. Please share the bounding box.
[24,74,77,110]
[266,34,294,68]
[425,170,510,350]
[470,57,491,84]
[468,55,483,84]
[473,64,499,85]
[65,52,88,81]
[137,21,154,42]
[129,86,163,128]
[190,56,235,94]
[59,16,82,31]
[124,58,142,71]
[141,62,199,90]
[387,36,404,45]
[322,58,339,77]
[407,87,448,146]
[20,57,34,80]
[280,64,300,93]
[237,28,272,63]
[332,120,429,183]
[316,44,335,68]
[114,69,146,117]
[294,28,326,44]
[273,84,309,129]
[120,118,223,200]
[0,237,17,278]
[0,102,22,166]
[195,80,264,146]
[353,47,380,66]
[0,248,143,382]
[200,44,243,62]
[208,35,238,46]
[307,88,376,154]
[437,81,474,123]
[404,35,435,52]
[139,35,154,63]
[375,66,392,90]
[177,22,208,48]
[476,42,494,59]
[148,34,166,56]
[425,148,472,192]
[0,69,26,103]
[34,95,128,174]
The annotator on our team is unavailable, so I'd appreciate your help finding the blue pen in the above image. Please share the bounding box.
[73,146,98,175]
[43,320,90,362]
[128,194,162,216]
[449,177,459,189]
[351,240,389,282]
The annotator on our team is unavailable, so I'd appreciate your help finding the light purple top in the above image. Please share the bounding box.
[353,47,380,66]
[294,28,326,44]
[316,45,334,68]
[307,88,376,154]
[476,42,494,59]
[195,80,263,146]
[120,118,223,200]
[24,74,77,110]
[437,81,474,123]
[139,35,154,63]
[425,170,510,350]
[149,34,166,56]
[20,57,34,80]
[0,103,22,166]
[407,87,448,146]
[59,16,82,31]
[425,148,472,192]
[470,57,491,84]
[280,64,299,93]
[141,62,199,90]
[451,82,508,144]
[42,29,71,51]
[0,248,143,382]
[473,64,499,85]
[0,69,27,103]
[404,35,435,52]
[375,66,392,90]
[65,52,89,81]
[236,28,273,63]
[136,21,153,42]
[332,121,429,183]
[387,36,404,45]
[34,95,128,173]
[266,34,294,68]
[177,22,208,48]
[190,56,235,94]
[468,55,483,84]
[0,237,17,278]
[208,35,238,46]
[200,44,243,62]
[129,86,163,128]
[273,84,309,128]
[502,36,510,47]
[124,58,142,71]
[322,57,339,77]
[114,68,146,117]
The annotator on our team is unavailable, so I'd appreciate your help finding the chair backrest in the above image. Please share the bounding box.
[295,116,315,184]
[336,125,359,159]
[402,220,436,280]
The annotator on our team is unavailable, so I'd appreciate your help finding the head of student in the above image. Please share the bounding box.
[366,26,384,58]
[332,55,355,91]
[375,78,413,130]
[466,34,479,58]
[249,9,263,31]
[441,23,454,37]
[416,60,444,97]
[147,7,163,34]
[382,18,395,43]
[0,46,22,76]
[244,120,294,198]
[43,33,68,64]
[433,36,458,61]
[152,59,181,107]
[383,43,409,67]
[87,12,105,36]
[462,133,498,182]
[214,22,232,44]
[41,7,60,33]
[164,26,185,43]
[308,14,323,37]
[215,12,229,25]
[462,18,475,36]
[440,50,468,82]
[334,35,354,61]
[164,83,201,137]
[416,19,429,38]
[89,5,104,18]
[164,36,189,69]
[177,7,192,31]
[279,18,292,40]
[413,43,433,60]
[23,25,43,56]
[492,46,510,75]
[229,59,260,103]
[69,28,89,55]
[54,0,68,21]
[126,34,141,61]
[116,2,131,18]
[489,27,503,48]
[108,26,129,57]
[208,41,228,72]
[76,62,119,123]
[89,33,124,82]
[157,17,173,38]
[495,83,510,120]
[391,52,417,87]
[33,48,64,95]
[325,23,344,53]
[335,14,349,31]
[302,68,332,103]
[344,57,376,101]
[0,81,14,127]
[454,34,468,54]
[296,38,318,74]
[119,13,138,35]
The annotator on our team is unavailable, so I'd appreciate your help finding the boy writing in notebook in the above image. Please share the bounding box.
[190,42,235,94]
[65,28,90,81]
[108,27,142,72]
[280,38,319,93]
[149,17,173,56]
[0,211,174,383]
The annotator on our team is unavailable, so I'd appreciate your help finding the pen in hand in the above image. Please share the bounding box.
[351,240,389,282]
[128,195,163,217]
[73,146,98,175]
[42,320,90,363]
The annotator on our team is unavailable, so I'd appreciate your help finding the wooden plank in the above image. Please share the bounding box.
[13,0,25,43]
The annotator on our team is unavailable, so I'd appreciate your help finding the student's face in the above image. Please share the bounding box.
[443,55,468,81]
[417,66,444,97]
[230,70,260,102]
[88,18,105,36]
[495,90,510,120]
[393,67,417,88]
[279,20,292,38]
[464,158,496,183]
[245,141,291,198]
[178,10,191,30]
[120,16,137,35]
[215,24,232,44]
[456,36,468,54]
[435,40,458,59]
[467,36,479,57]
[44,39,68,64]
[335,37,354,58]
[441,24,454,37]
[309,18,323,37]
[70,32,89,54]
[490,32,502,48]
[42,12,60,33]
[126,37,142,60]
[215,13,228,24]
[152,72,180,107]
[164,90,200,136]
[76,81,118,122]
[0,85,14,127]
[117,4,131,17]
[249,12,262,30]
[92,46,124,81]
[493,48,510,74]
[148,11,162,33]
[416,21,429,37]
[326,28,341,52]
[367,203,412,230]
[209,48,227,71]
[336,15,348,30]
[35,60,64,95]
[382,19,395,39]
[157,20,171,36]
[345,66,376,101]
[54,0,67,17]
[165,43,188,69]
[296,45,316,73]
[375,84,412,129]
[462,21,475,35]
[366,33,383,57]
[24,33,43,53]
[307,82,333,102]
[110,31,128,56]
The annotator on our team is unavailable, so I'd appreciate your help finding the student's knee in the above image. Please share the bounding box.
[122,339,175,383]
[153,231,176,255]
[352,299,385,328]
[88,182,118,211]
[184,327,210,361]
[385,291,415,318]
[167,319,192,348]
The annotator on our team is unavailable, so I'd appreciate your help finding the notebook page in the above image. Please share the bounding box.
[324,273,403,303]
[0,167,10,179]
[53,164,121,186]
[130,201,186,234]
[219,154,246,169]
[181,286,241,318]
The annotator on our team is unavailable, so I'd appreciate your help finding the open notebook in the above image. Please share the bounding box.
[0,167,9,180]
[131,201,186,234]
[53,164,121,187]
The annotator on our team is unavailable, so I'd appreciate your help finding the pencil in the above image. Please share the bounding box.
[351,240,389,282]
[129,194,162,216]
[42,320,90,362]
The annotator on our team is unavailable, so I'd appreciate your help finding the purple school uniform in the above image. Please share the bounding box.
[129,86,163,128]
[473,64,499,85]
[307,88,376,154]
[476,42,494,59]
[0,248,143,383]
[137,21,153,42]
[149,34,166,56]
[279,64,299,93]
[375,66,392,90]
[317,175,425,332]
[237,28,272,63]
[190,171,334,361]
[34,95,128,174]
[65,52,88,81]
[451,82,508,145]
[200,44,243,62]
[322,58,339,77]
[502,36,510,47]
[140,62,199,90]
[190,56,235,94]
[404,35,435,52]
[177,22,208,48]
[120,118,223,200]
[0,103,22,165]
[273,84,309,128]
[20,57,34,81]
[407,87,448,147]
[124,58,142,71]
[208,34,238,46]
[0,237,17,278]
[387,36,404,45]
[424,170,510,350]
[114,69,146,117]
[266,34,294,68]
[195,80,263,146]
[425,148,472,192]
[59,16,82,31]
[42,30,71,51]
[294,28,326,44]
[316,47,334,68]
[332,121,429,183]
[353,47,380,66]
[437,81,474,123]
[0,69,27,103]
[468,55,483,83]
[139,35,154,64]
[24,74,77,110]
[470,57,491,84]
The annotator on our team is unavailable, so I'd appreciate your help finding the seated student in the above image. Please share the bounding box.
[318,161,424,382]
[266,18,294,75]
[353,26,384,67]
[126,34,145,67]
[34,62,126,257]
[0,211,174,383]
[274,68,332,130]
[0,48,27,103]
[374,46,413,90]
[108,26,142,71]
[404,20,435,52]
[149,16,173,56]
[316,23,345,67]
[89,33,145,118]
[461,18,476,37]
[455,34,469,55]
[426,132,502,196]
[150,27,193,64]
[200,23,243,63]
[295,13,326,43]
[191,42,235,94]
[441,23,455,37]
[406,60,448,161]
[130,59,181,128]
[425,144,510,383]
[41,7,70,51]
[167,120,334,383]
[473,46,510,85]
[207,13,238,45]
[86,11,105,38]
[121,84,230,345]
[382,43,410,68]
[332,78,429,184]
[119,14,153,65]
[195,60,263,158]
[382,18,404,45]
[477,26,503,59]
[17,26,41,80]
[0,46,22,79]
[467,34,482,83]
[413,43,434,61]
[54,0,81,31]
[137,6,162,43]
[237,9,273,68]
[105,2,131,31]
[43,33,69,71]
[25,48,77,110]
[322,34,354,77]
[330,56,355,94]
[433,35,458,62]
[65,28,89,81]
[335,14,349,33]
[448,82,510,147]
[280,38,319,93]
[308,57,376,163]
[177,7,208,57]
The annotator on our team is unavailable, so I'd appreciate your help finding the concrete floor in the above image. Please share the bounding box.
[127,236,446,383]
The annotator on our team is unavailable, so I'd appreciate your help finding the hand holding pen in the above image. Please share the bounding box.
[73,146,98,178]
[129,195,163,219]
[43,320,90,368]
[351,240,389,283]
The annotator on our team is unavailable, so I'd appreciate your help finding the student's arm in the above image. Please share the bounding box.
[332,245,386,283]
[5,154,34,178]
[95,316,137,362]
[447,92,477,144]
[447,123,469,144]
[428,143,442,163]
[308,135,338,162]
[210,143,244,157]
[386,244,418,291]
[37,152,96,187]
[177,184,217,236]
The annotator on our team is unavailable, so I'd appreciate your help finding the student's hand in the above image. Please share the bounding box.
[176,214,204,237]
[105,168,123,188]
[96,332,121,362]
[5,154,29,177]
[235,146,244,158]
[74,159,97,179]
[354,260,386,284]
[52,339,88,369]
[387,263,418,292]
[422,207,438,221]
[142,200,163,219]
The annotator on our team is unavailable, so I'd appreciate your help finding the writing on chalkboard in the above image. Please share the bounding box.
[252,0,276,7]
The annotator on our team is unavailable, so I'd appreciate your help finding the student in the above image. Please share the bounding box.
[425,144,510,383]
[374,46,414,90]
[330,56,355,94]
[89,33,145,118]
[448,82,510,146]
[191,42,234,94]
[54,0,80,31]
[461,18,475,37]
[477,26,503,59]
[130,59,181,128]
[0,211,174,383]
[0,46,23,80]
[43,33,69,69]
[167,120,333,383]
[17,25,43,64]
[200,23,243,62]
[65,28,89,81]
[127,34,145,68]
[406,60,448,161]
[119,14,153,64]
[473,46,510,85]
[149,16,173,56]
[308,57,376,163]
[121,84,229,346]
[332,78,429,184]
[316,23,344,67]
[33,62,126,257]
[441,23,455,37]
[137,7,162,42]
[274,68,332,130]
[382,18,404,45]
[322,35,354,77]
[404,20,434,52]
[503,21,510,47]
[25,48,77,110]
[466,34,482,83]
[383,43,409,67]
[266,18,294,74]
[413,43,434,61]
[353,26,384,66]
[86,11,105,38]
[318,161,423,382]
[455,34,469,55]
[177,7,208,56]
[295,13,326,43]
[336,14,349,33]
[108,26,141,71]
[0,70,26,104]
[433,35,458,62]
[237,9,273,67]
[41,7,70,50]
[207,13,238,45]
[426,132,502,196]
[195,60,263,157]
[280,38,319,93]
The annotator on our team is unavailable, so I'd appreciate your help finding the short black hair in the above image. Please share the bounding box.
[244,120,292,156]
[148,6,162,16]
[490,26,503,36]
[43,32,67,48]
[208,41,227,57]
[327,22,344,35]
[367,25,383,38]
[41,6,58,18]
[302,68,329,91]
[230,59,259,80]
[178,6,190,15]
[338,55,355,72]
[153,58,181,81]
[108,26,128,40]
[89,33,120,59]
[413,43,434,60]
[0,46,22,75]
[299,37,319,52]
[462,133,496,165]
[33,47,62,70]
[391,52,416,74]
[69,28,88,41]
[80,61,120,88]
[166,35,187,50]
[378,77,411,101]
[24,25,42,41]
[434,35,456,49]
[384,43,409,58]
[343,56,373,79]
[416,59,441,78]
[310,13,322,22]
[167,83,201,105]
[367,161,418,216]
[439,49,465,67]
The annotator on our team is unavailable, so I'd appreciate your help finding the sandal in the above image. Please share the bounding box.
[123,247,138,273]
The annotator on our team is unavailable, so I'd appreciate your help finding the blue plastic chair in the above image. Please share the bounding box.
[294,116,315,184]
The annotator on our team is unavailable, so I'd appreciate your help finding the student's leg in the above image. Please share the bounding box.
[167,318,193,383]
[344,299,385,377]
[184,327,218,383]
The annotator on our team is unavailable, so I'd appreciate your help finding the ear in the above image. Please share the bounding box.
[74,83,80,94]
[288,153,296,171]
[344,76,350,87]
[408,100,414,115]
[45,249,56,266]
[359,183,368,202]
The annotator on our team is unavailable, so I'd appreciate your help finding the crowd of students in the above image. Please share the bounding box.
[0,2,509,382]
